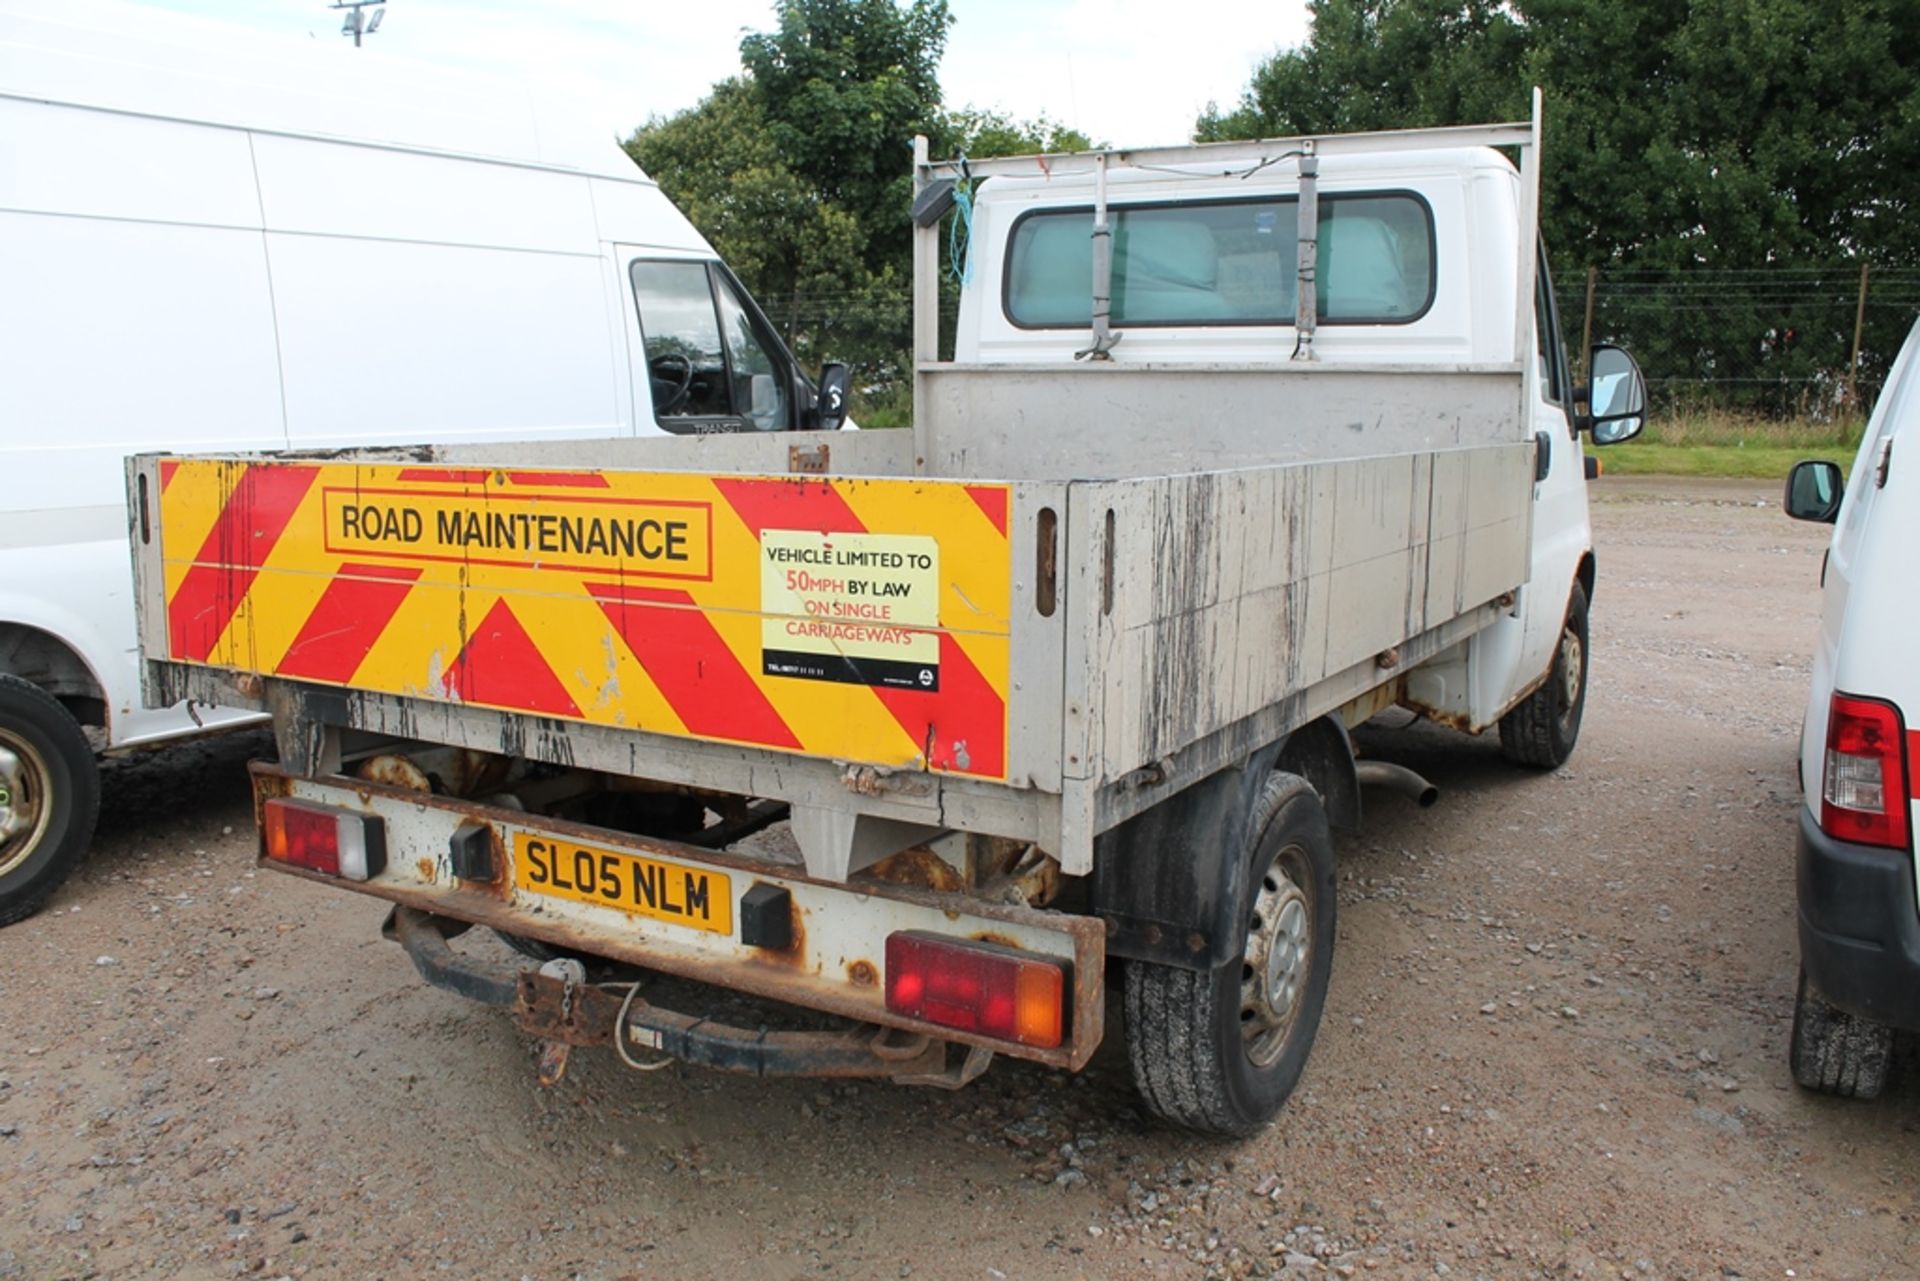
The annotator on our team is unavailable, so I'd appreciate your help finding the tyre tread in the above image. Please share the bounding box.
[1790,970,1892,1100]
[0,674,100,927]
[1125,773,1325,1137]
[1499,583,1589,770]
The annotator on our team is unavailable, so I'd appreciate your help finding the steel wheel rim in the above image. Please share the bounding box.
[1241,846,1312,1068]
[1556,624,1584,729]
[0,730,51,880]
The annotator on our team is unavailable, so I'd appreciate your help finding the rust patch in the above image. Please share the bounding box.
[515,970,621,1047]
[1006,854,1061,908]
[1399,693,1477,734]
[1339,678,1406,729]
[786,900,807,963]
[750,899,810,971]
[974,841,1060,908]
[864,846,966,894]
[965,834,1029,884]
[534,1039,573,1086]
[969,930,1023,951]
[473,824,512,898]
[847,959,878,988]
[415,857,437,884]
[247,764,294,862]
[442,749,511,799]
[1414,705,1476,733]
[358,753,432,793]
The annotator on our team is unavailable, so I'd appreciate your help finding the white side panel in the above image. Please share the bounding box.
[0,96,260,226]
[1814,319,1920,857]
[0,535,260,747]
[251,133,599,251]
[916,365,1523,480]
[0,1,641,181]
[591,179,716,255]
[1073,444,1531,781]
[0,212,286,513]
[268,234,626,447]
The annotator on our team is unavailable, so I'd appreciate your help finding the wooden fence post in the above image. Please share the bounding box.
[1581,265,1598,383]
[1849,263,1870,410]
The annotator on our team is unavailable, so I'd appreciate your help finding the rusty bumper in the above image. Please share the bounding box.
[385,907,971,1082]
[264,764,1104,1072]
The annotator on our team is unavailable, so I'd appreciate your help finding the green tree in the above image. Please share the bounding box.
[1198,0,1920,412]
[625,0,1097,413]
[943,107,1094,160]
[740,0,953,274]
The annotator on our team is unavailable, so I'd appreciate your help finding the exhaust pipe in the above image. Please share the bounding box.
[1355,760,1439,808]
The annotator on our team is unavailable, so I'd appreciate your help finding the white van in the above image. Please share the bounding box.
[126,111,1657,1133]
[0,1,844,923]
[1782,317,1920,1097]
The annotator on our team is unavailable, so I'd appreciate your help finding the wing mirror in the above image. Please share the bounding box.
[1784,459,1844,523]
[1581,344,1648,445]
[815,362,851,431]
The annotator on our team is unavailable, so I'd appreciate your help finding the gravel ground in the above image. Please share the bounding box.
[2,476,1916,1281]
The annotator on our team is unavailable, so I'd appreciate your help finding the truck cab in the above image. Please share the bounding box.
[949,143,1625,751]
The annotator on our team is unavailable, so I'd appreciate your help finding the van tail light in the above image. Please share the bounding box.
[1821,693,1910,850]
[262,798,387,880]
[885,932,1067,1049]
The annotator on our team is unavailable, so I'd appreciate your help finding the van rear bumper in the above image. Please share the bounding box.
[1796,806,1920,1030]
[248,763,1106,1071]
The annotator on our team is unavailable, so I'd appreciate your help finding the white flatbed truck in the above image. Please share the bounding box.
[126,98,1647,1134]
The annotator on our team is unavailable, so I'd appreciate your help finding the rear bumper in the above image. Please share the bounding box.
[385,907,966,1082]
[1796,806,1920,1030]
[251,763,1105,1071]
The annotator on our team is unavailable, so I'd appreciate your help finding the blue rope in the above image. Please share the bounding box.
[947,179,975,285]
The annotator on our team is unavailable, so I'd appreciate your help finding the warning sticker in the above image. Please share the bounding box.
[760,529,940,691]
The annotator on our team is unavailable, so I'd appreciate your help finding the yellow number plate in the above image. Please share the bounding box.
[513,833,733,936]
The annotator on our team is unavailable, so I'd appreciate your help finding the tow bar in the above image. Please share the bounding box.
[384,907,990,1088]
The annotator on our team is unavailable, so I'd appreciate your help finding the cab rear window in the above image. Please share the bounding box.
[1004,192,1434,329]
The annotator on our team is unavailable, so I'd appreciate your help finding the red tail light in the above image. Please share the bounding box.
[1822,693,1910,850]
[885,932,1067,1049]
[262,798,387,880]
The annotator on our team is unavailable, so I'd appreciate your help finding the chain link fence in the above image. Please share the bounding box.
[1559,267,1920,436]
[761,268,1920,434]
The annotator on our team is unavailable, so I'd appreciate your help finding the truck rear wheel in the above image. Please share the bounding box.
[1499,582,1589,769]
[0,674,100,927]
[1790,968,1892,1099]
[1124,771,1336,1136]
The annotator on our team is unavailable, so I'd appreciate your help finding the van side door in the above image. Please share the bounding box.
[618,251,806,434]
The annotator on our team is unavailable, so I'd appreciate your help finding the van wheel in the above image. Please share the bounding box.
[1499,582,1589,769]
[1790,969,1892,1099]
[1124,771,1336,1136]
[0,675,101,927]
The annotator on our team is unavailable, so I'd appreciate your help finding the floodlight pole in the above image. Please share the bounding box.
[330,0,385,47]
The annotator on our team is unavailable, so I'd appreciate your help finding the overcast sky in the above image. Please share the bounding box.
[137,0,1312,146]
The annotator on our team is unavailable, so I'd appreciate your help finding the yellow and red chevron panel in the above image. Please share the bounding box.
[155,459,1013,780]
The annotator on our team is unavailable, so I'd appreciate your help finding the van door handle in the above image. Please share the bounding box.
[1533,430,1551,482]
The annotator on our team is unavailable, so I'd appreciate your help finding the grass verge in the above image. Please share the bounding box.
[1589,442,1854,479]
